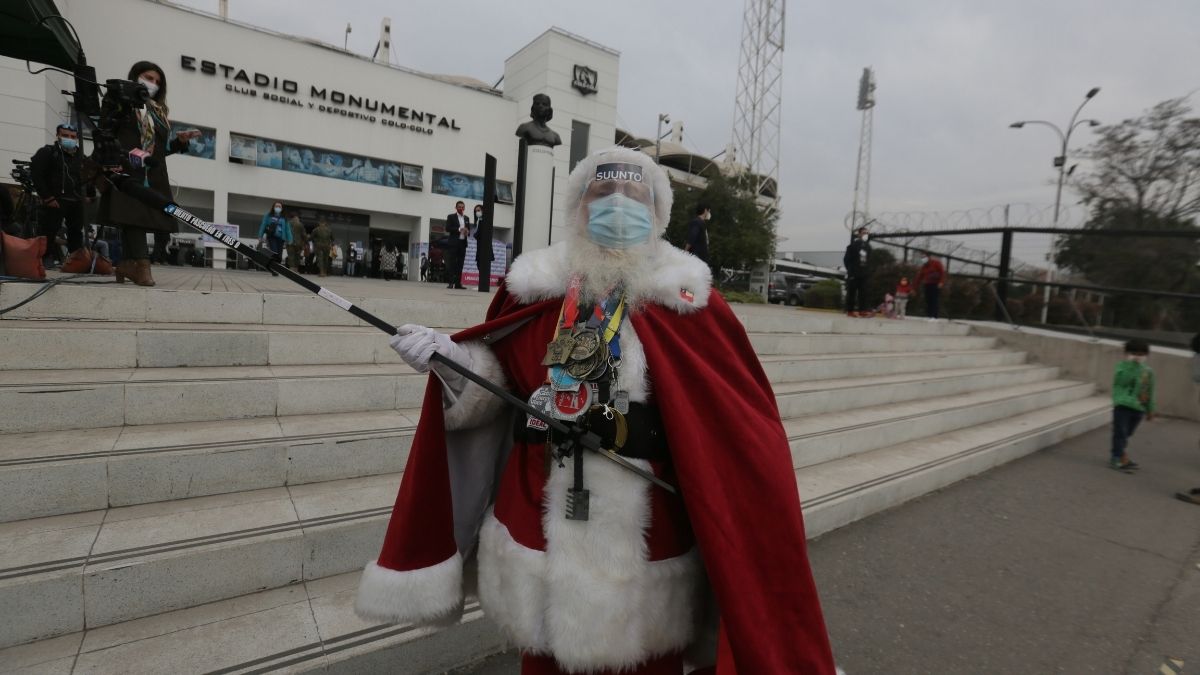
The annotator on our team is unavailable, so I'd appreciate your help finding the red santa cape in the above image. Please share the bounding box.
[356,250,835,673]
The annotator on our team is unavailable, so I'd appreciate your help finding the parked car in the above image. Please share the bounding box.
[768,272,807,306]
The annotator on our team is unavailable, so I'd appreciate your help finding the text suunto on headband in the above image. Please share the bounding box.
[593,163,644,183]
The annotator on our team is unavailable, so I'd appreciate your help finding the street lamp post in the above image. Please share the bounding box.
[655,113,670,164]
[1009,86,1101,323]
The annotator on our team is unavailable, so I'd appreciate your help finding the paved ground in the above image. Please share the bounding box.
[455,418,1200,674]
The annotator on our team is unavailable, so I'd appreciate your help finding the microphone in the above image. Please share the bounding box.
[128,148,154,169]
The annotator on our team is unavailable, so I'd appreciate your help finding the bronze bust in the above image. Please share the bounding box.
[515,93,562,148]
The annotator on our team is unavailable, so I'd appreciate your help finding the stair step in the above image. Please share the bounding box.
[786,379,1096,469]
[0,321,471,370]
[798,396,1112,537]
[0,365,427,433]
[0,396,1110,671]
[733,309,971,336]
[759,348,1026,382]
[774,364,1058,417]
[0,364,1052,522]
[0,473,401,649]
[0,409,420,522]
[749,332,995,355]
[0,317,975,371]
[0,571,504,675]
[0,284,491,328]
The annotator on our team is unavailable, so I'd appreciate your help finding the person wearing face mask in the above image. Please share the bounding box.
[96,61,201,286]
[354,148,837,675]
[1110,340,1156,473]
[472,203,494,292]
[444,200,470,289]
[30,124,93,267]
[842,226,872,317]
[915,253,947,320]
[257,201,292,264]
[684,203,712,266]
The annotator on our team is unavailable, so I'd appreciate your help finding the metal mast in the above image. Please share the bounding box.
[849,67,876,231]
[731,0,786,216]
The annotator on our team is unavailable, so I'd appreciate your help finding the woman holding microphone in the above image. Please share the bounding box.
[97,60,199,286]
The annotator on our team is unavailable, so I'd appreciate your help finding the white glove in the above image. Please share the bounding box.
[390,324,473,402]
[390,324,468,372]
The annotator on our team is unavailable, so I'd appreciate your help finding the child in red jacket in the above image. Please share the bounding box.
[894,277,912,319]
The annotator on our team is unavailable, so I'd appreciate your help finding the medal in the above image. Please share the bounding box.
[549,366,582,392]
[542,333,577,366]
[566,350,603,379]
[569,329,601,361]
[550,384,593,421]
[528,385,554,416]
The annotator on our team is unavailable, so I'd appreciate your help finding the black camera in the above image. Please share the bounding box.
[104,78,150,109]
[91,78,150,169]
[10,160,35,193]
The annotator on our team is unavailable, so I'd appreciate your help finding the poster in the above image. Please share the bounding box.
[174,121,216,159]
[460,238,508,287]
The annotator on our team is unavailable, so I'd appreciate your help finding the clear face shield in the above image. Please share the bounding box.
[579,162,656,251]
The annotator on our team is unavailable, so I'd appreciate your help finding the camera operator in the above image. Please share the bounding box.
[96,61,200,286]
[31,124,93,267]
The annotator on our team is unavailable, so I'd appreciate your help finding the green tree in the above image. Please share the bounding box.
[1074,97,1200,223]
[1056,97,1200,330]
[666,172,776,285]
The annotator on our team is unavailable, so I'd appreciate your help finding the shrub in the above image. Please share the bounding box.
[806,279,844,309]
[722,290,766,304]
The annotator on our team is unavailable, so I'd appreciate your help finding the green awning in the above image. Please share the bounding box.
[0,0,82,70]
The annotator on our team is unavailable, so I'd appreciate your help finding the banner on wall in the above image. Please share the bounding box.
[461,238,508,287]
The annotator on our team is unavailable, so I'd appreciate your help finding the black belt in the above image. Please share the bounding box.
[513,401,670,462]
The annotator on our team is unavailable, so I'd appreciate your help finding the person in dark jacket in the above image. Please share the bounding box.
[843,226,872,316]
[472,204,494,292]
[96,61,200,286]
[444,201,470,289]
[31,124,93,266]
[684,203,711,265]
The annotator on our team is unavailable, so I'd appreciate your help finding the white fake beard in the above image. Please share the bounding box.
[565,234,659,304]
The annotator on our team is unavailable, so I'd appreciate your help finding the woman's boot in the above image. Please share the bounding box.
[132,259,156,287]
[114,259,136,283]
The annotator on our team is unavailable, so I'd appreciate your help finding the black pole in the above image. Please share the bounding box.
[512,139,528,259]
[996,229,1013,321]
[479,153,496,292]
[102,171,674,494]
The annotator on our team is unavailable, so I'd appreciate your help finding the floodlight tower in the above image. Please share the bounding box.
[849,67,876,232]
[731,0,786,217]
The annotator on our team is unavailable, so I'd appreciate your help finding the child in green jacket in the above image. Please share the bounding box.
[1110,339,1155,472]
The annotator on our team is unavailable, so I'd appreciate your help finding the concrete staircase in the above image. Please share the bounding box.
[0,281,1109,674]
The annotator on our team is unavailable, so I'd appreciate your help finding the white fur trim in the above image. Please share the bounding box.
[506,241,711,314]
[477,456,703,671]
[354,555,464,624]
[478,515,550,648]
[615,321,650,404]
[441,340,508,431]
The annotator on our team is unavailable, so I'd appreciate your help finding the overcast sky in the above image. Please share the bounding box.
[174,0,1200,259]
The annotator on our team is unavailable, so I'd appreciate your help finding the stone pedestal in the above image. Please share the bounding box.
[520,144,556,253]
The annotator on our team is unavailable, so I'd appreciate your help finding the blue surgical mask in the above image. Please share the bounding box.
[586,193,653,249]
[59,137,78,152]
[273,206,282,215]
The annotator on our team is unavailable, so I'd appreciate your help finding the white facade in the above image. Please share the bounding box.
[0,0,621,270]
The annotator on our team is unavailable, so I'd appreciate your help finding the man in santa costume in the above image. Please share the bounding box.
[355,147,837,674]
